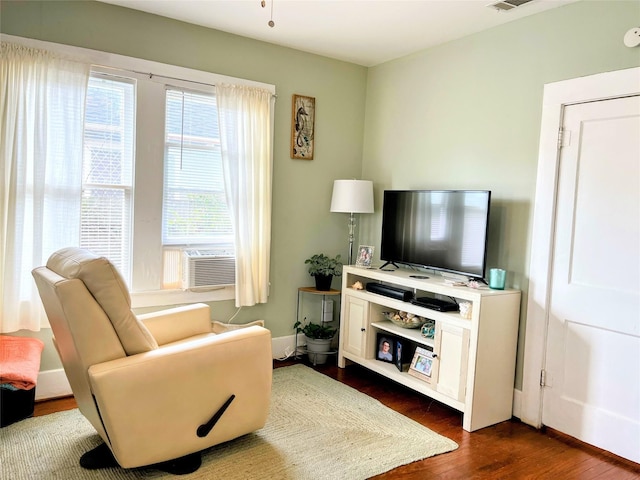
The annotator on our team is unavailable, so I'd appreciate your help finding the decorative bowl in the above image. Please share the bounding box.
[383,311,426,329]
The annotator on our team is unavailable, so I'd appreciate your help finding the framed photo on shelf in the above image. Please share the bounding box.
[376,333,394,364]
[395,339,404,372]
[408,346,437,384]
[356,245,374,268]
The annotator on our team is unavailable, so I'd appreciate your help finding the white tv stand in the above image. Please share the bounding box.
[338,266,521,432]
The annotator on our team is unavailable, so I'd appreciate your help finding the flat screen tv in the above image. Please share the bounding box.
[380,190,491,279]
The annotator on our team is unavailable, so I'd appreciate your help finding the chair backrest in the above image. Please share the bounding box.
[32,247,158,435]
[45,247,158,354]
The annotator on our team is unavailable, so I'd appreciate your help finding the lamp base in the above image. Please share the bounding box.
[347,212,356,266]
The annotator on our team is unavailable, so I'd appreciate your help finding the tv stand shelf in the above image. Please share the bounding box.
[338,266,521,432]
[370,320,435,350]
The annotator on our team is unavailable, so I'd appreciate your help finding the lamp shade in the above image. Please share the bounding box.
[330,180,374,214]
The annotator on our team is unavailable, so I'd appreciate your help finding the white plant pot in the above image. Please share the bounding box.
[305,336,332,365]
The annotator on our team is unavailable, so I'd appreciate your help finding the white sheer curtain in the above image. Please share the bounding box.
[0,42,89,332]
[216,84,274,307]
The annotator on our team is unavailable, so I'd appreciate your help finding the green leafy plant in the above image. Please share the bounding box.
[304,253,343,277]
[294,319,337,339]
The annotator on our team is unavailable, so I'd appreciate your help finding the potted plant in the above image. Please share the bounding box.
[294,319,337,365]
[304,253,343,291]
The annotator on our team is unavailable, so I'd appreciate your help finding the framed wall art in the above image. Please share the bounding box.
[291,94,315,159]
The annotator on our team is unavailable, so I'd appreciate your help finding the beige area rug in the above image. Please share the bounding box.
[0,364,457,479]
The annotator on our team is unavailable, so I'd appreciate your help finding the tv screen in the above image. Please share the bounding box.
[380,190,491,279]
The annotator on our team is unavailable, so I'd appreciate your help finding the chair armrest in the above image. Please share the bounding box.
[88,326,272,468]
[138,303,211,345]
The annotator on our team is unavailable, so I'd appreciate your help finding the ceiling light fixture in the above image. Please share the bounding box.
[261,0,275,28]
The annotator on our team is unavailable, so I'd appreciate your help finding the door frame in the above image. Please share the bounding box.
[520,66,640,428]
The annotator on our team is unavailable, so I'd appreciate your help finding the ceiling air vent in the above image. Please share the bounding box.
[487,0,535,11]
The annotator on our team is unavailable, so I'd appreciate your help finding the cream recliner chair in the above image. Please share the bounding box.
[32,247,272,474]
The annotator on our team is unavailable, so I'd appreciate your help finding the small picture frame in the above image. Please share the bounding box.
[395,339,404,372]
[408,347,436,384]
[356,245,374,268]
[376,334,394,364]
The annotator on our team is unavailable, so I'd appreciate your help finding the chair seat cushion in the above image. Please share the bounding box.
[47,247,158,355]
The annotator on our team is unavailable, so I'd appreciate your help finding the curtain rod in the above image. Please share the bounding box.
[94,64,278,98]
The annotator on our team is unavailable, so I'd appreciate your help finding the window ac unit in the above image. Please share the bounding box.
[182,249,235,289]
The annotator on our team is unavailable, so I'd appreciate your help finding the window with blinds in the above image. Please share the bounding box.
[34,43,276,304]
[80,74,135,281]
[162,89,232,246]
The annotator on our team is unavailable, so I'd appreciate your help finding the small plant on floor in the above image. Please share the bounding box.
[293,320,336,339]
[294,318,336,365]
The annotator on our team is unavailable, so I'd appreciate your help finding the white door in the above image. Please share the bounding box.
[543,95,640,462]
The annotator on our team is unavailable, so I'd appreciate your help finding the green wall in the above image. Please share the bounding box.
[3,0,640,390]
[359,0,640,388]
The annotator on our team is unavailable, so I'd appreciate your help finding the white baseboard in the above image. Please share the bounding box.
[271,333,305,361]
[36,368,71,400]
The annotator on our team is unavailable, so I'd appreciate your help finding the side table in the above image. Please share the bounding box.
[295,287,341,364]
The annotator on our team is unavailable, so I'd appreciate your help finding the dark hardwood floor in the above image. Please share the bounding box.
[34,359,640,479]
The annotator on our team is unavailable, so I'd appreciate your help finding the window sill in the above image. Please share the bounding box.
[131,286,235,308]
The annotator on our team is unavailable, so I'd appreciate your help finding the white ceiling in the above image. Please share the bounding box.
[98,0,579,67]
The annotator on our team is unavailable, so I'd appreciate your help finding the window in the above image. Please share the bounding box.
[5,37,275,314]
[81,71,234,295]
[162,89,232,246]
[81,74,135,280]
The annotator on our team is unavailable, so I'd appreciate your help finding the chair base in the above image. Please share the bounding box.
[79,443,119,470]
[154,452,202,475]
[80,442,202,475]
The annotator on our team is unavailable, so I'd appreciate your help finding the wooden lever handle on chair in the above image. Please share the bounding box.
[196,394,236,438]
